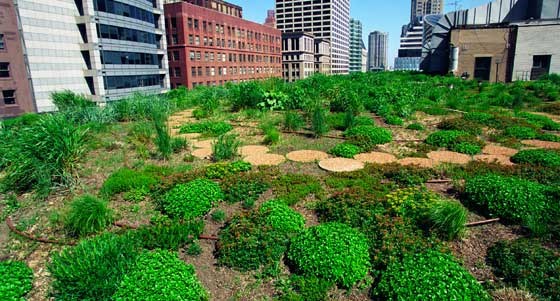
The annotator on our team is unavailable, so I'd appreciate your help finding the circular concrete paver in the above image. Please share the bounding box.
[193,140,214,149]
[286,150,329,163]
[192,148,212,160]
[427,151,472,165]
[474,154,514,166]
[398,158,434,168]
[318,158,365,172]
[354,152,397,164]
[521,139,560,149]
[244,154,286,166]
[482,145,518,156]
[239,145,270,157]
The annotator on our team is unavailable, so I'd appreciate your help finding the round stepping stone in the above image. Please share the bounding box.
[192,148,212,160]
[318,158,365,172]
[354,152,397,164]
[427,151,471,165]
[244,154,286,166]
[521,140,560,149]
[474,154,514,166]
[239,145,270,157]
[482,145,518,156]
[286,150,329,163]
[193,140,214,149]
[180,133,202,139]
[398,158,434,168]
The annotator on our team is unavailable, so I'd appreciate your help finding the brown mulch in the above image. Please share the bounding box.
[397,157,434,168]
[318,158,365,172]
[243,154,286,166]
[192,148,212,160]
[521,139,560,149]
[474,154,514,166]
[286,150,330,163]
[483,144,519,156]
[193,140,214,149]
[427,151,472,165]
[238,145,269,157]
[354,152,397,164]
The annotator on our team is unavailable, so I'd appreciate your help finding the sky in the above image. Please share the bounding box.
[227,0,492,67]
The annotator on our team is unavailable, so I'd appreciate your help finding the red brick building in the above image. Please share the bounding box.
[164,1,282,89]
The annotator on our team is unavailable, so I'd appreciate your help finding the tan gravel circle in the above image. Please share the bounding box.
[318,158,365,172]
[521,140,560,149]
[193,140,214,149]
[179,133,202,139]
[286,150,329,163]
[474,154,514,166]
[192,148,212,160]
[427,151,472,165]
[398,158,434,168]
[354,152,397,164]
[482,145,518,156]
[239,145,270,157]
[244,154,286,166]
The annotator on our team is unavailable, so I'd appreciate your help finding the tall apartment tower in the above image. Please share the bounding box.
[368,31,388,71]
[349,18,364,73]
[264,10,276,28]
[411,0,444,22]
[0,0,169,115]
[275,0,351,74]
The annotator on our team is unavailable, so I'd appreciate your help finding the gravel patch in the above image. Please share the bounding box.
[427,151,472,165]
[192,148,212,160]
[474,154,514,166]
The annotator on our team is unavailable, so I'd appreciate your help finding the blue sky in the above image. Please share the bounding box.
[227,0,491,67]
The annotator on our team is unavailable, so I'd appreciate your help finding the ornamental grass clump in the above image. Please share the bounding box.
[427,200,468,240]
[374,250,491,300]
[162,179,223,219]
[63,195,113,237]
[344,125,392,151]
[212,134,240,161]
[113,250,208,301]
[287,222,370,288]
[0,260,33,301]
[511,149,560,168]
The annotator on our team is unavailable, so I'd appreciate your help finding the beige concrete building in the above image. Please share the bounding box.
[315,38,331,75]
[281,32,315,82]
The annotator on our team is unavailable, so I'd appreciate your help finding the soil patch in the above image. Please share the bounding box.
[397,157,434,168]
[194,140,214,149]
[483,144,518,156]
[354,152,397,164]
[286,150,329,163]
[318,158,365,172]
[521,139,560,149]
[238,145,270,157]
[192,148,213,160]
[427,151,471,165]
[244,154,286,166]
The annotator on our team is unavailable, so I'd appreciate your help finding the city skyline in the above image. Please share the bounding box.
[227,0,491,68]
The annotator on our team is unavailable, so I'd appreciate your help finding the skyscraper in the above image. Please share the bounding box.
[349,18,365,73]
[368,31,388,71]
[264,9,276,28]
[411,0,444,22]
[275,0,351,74]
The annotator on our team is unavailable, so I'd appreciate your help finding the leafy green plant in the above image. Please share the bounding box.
[171,137,188,153]
[162,179,223,219]
[328,143,361,158]
[463,112,494,124]
[344,125,392,151]
[49,233,140,301]
[438,118,483,135]
[273,174,324,206]
[277,275,333,301]
[283,111,305,131]
[287,222,370,288]
[179,121,233,137]
[64,195,113,237]
[504,126,538,139]
[427,200,468,240]
[259,91,287,111]
[229,81,264,111]
[385,187,441,223]
[311,106,329,138]
[211,210,226,222]
[538,133,560,142]
[511,149,560,167]
[384,115,404,126]
[128,220,203,250]
[261,123,281,145]
[113,250,208,301]
[212,134,240,161]
[205,161,252,179]
[487,239,559,300]
[152,108,172,159]
[451,142,482,155]
[259,200,305,235]
[224,178,269,204]
[406,123,425,131]
[516,111,560,131]
[52,90,95,111]
[0,260,34,301]
[425,130,469,148]
[101,168,158,198]
[374,250,490,300]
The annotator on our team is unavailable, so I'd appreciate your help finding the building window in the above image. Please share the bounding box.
[531,55,552,80]
[173,51,180,61]
[189,51,195,61]
[170,17,177,29]
[187,18,193,28]
[174,67,181,77]
[2,90,16,105]
[0,34,4,50]
[194,19,199,29]
[0,63,9,77]
[474,57,492,81]
[172,34,178,44]
[191,67,196,76]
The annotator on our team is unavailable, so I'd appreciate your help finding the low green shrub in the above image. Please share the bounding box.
[0,260,33,301]
[487,239,560,300]
[374,250,490,300]
[205,161,251,179]
[406,123,425,131]
[179,121,233,137]
[385,187,440,223]
[425,130,468,148]
[287,222,370,288]
[283,111,305,131]
[273,174,324,206]
[259,200,305,234]
[516,111,560,131]
[52,90,95,111]
[170,137,188,153]
[451,141,482,155]
[344,125,392,151]
[438,118,483,135]
[382,164,435,186]
[101,168,158,197]
[113,250,208,301]
[538,133,560,142]
[504,126,538,139]
[511,149,560,167]
[384,115,404,126]
[463,112,494,124]
[49,233,140,301]
[277,275,333,301]
[262,125,281,145]
[162,179,223,219]
[328,143,361,158]
[212,134,240,161]
[223,178,269,204]
[311,106,329,137]
[64,195,113,237]
[427,200,468,240]
[326,112,347,131]
[128,220,203,250]
[211,210,226,222]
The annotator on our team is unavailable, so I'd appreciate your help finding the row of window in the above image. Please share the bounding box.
[0,34,4,50]
[174,50,280,64]
[101,50,158,65]
[177,34,279,53]
[104,74,162,89]
[98,24,157,45]
[94,0,156,25]
[171,66,280,78]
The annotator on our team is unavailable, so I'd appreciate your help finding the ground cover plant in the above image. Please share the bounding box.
[161,178,223,219]
[0,260,34,300]
[179,120,233,137]
[63,195,113,237]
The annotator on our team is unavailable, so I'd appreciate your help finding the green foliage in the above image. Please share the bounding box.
[385,187,441,223]
[425,130,468,148]
[113,250,208,301]
[262,124,281,145]
[328,143,361,158]
[49,233,140,301]
[179,121,233,137]
[504,126,538,139]
[64,195,113,237]
[464,174,551,234]
[223,178,269,205]
[374,250,490,300]
[438,118,483,135]
[0,260,33,301]
[516,111,560,131]
[277,275,333,301]
[152,108,172,159]
[487,239,559,300]
[128,220,204,250]
[283,111,305,131]
[162,179,223,219]
[212,134,240,161]
[228,81,264,111]
[427,200,468,240]
[259,200,305,234]
[451,142,482,155]
[211,210,226,222]
[463,112,494,124]
[344,125,392,151]
[539,133,560,142]
[273,174,324,206]
[311,106,329,137]
[511,149,560,167]
[382,164,435,186]
[52,90,95,111]
[170,137,188,153]
[287,222,370,288]
[101,168,158,198]
[259,91,287,111]
[384,115,404,126]
[0,114,88,196]
[406,122,425,131]
[205,161,252,179]
[110,94,173,122]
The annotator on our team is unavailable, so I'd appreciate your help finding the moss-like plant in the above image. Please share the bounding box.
[344,125,392,151]
[425,130,468,148]
[406,123,425,131]
[511,149,560,167]
[64,195,113,237]
[259,200,305,234]
[504,126,538,139]
[205,161,251,179]
[101,168,158,198]
[287,222,370,288]
[0,260,34,300]
[328,143,361,158]
[162,179,223,219]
